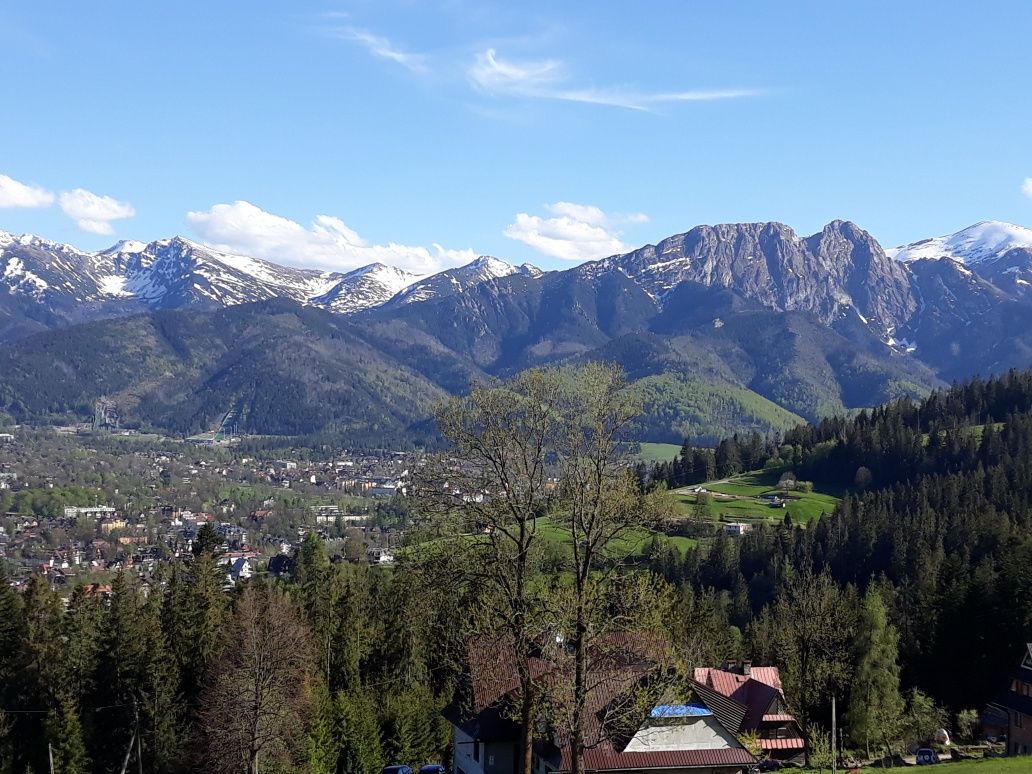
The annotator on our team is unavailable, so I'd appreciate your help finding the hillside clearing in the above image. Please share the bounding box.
[674,471,842,524]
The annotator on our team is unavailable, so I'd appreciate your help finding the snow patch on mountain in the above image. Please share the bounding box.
[3,256,50,296]
[391,255,539,305]
[889,221,1032,264]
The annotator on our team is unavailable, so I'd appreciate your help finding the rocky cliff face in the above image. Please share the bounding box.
[596,220,918,334]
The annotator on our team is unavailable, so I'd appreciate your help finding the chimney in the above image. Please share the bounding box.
[742,660,752,676]
[725,658,738,672]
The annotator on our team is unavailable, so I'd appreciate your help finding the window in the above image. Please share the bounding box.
[473,741,480,762]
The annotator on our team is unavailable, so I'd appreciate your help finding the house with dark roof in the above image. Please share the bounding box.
[987,643,1032,757]
[444,635,757,774]
[693,660,805,761]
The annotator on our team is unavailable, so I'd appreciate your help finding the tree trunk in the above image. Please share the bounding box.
[571,610,587,774]
[520,676,534,774]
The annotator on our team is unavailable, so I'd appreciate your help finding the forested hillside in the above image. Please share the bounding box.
[3,367,1032,772]
[646,368,1032,724]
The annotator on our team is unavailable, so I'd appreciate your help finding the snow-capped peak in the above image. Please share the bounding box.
[465,255,519,279]
[100,239,148,256]
[889,221,1032,264]
[344,262,422,294]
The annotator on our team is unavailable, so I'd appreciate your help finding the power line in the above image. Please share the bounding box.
[0,705,133,718]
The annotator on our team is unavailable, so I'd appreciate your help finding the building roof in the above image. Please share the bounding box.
[761,714,796,723]
[577,746,757,770]
[693,664,797,734]
[453,633,757,773]
[759,738,807,751]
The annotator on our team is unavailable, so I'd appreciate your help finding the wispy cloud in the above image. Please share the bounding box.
[1023,177,1032,198]
[504,201,648,262]
[0,173,55,209]
[187,200,475,274]
[469,48,758,112]
[326,26,428,74]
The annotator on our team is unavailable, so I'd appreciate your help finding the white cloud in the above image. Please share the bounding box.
[0,173,55,208]
[329,27,427,73]
[1023,177,1032,198]
[186,200,476,275]
[504,202,648,262]
[468,48,758,112]
[59,189,135,235]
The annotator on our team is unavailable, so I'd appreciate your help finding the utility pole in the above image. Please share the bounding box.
[121,699,140,774]
[831,694,837,774]
[119,729,137,774]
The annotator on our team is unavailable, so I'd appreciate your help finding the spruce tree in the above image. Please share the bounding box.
[22,577,66,704]
[336,689,384,774]
[63,586,102,705]
[46,697,90,774]
[0,563,27,772]
[305,686,338,774]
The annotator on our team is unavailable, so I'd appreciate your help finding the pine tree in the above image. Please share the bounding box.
[846,588,904,758]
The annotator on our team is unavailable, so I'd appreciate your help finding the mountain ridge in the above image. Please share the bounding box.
[3,218,1032,443]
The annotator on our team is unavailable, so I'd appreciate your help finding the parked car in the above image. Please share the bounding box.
[916,748,941,765]
[381,767,414,774]
[419,767,448,774]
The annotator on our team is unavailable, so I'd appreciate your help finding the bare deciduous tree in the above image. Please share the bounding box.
[198,584,312,774]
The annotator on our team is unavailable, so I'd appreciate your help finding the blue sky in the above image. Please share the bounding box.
[1,1,1031,273]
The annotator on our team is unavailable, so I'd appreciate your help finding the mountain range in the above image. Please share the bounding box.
[2,219,1031,444]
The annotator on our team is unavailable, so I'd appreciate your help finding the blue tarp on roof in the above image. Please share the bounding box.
[651,704,713,718]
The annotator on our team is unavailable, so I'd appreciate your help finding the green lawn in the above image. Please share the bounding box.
[935,757,1032,772]
[799,758,1030,773]
[675,472,841,525]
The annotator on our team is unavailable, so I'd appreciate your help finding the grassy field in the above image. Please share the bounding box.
[675,471,842,525]
[535,516,696,558]
[636,442,683,463]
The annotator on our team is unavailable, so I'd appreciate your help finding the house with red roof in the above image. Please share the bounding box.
[444,635,757,774]
[693,659,805,761]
